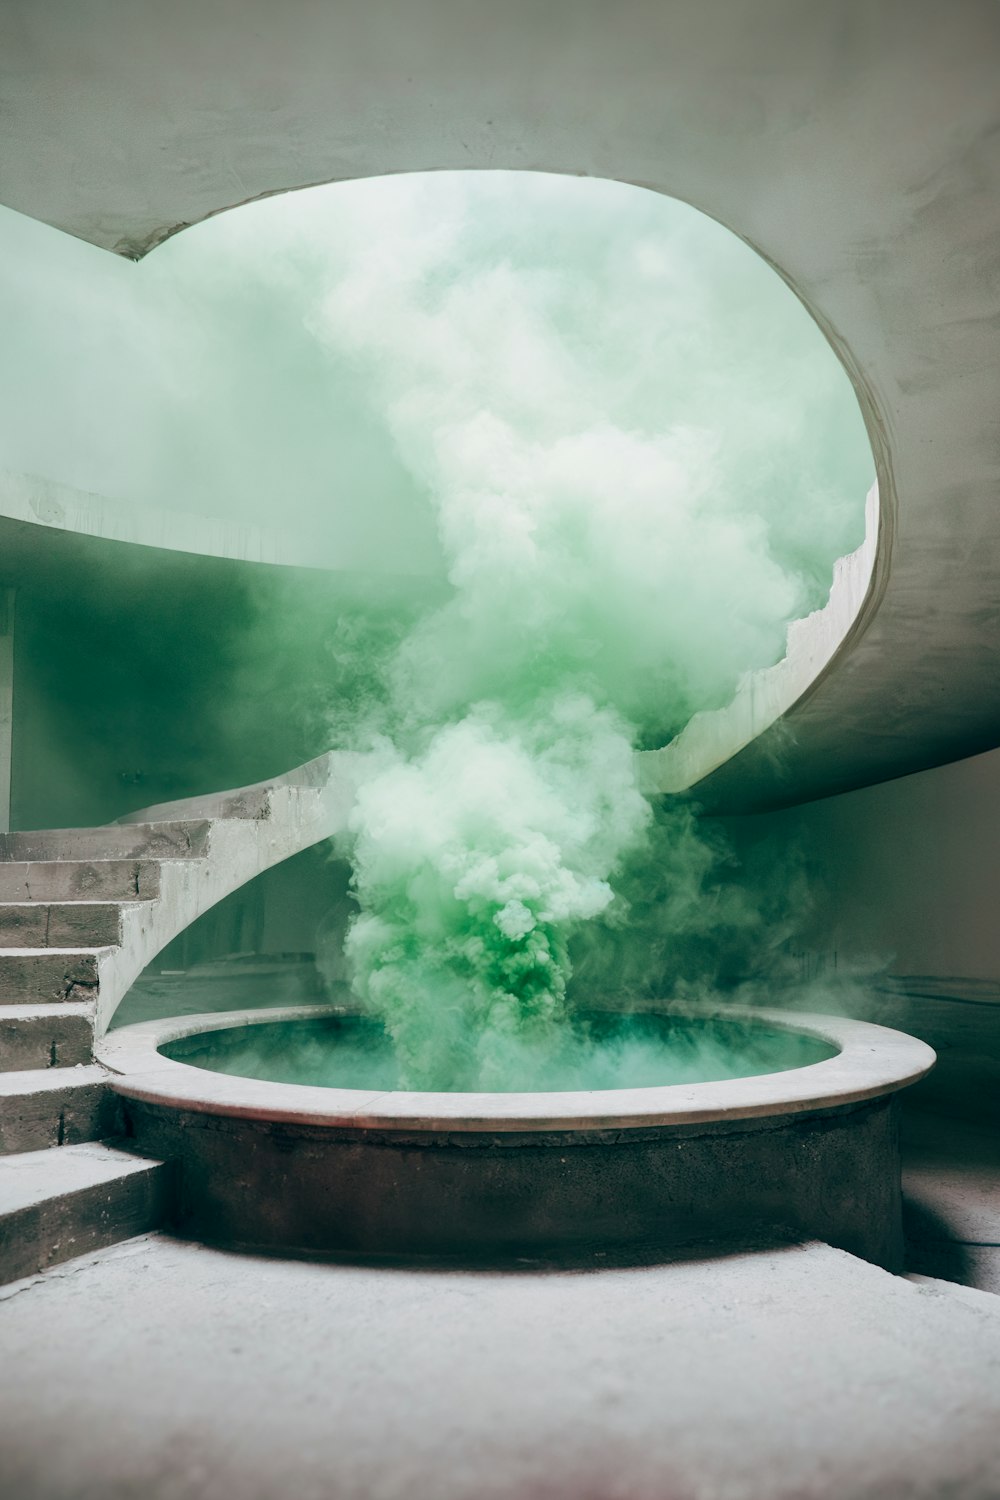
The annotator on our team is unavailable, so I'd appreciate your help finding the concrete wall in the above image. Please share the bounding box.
[732,747,1000,987]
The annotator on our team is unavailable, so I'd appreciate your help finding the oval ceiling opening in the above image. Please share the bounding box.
[0,169,872,726]
[1,167,881,1086]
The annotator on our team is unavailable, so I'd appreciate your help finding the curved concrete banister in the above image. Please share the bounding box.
[114,751,348,826]
[638,483,881,795]
[91,750,365,1035]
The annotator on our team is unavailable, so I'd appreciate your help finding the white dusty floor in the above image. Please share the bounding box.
[1,1234,999,1500]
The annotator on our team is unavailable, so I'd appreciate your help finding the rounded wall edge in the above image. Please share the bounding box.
[638,480,884,796]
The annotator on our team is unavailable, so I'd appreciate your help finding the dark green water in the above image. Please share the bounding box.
[160,1011,837,1094]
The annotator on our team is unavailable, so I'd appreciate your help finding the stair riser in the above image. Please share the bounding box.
[0,905,122,948]
[0,953,101,1005]
[0,1083,120,1155]
[0,1163,172,1284]
[0,822,211,862]
[0,1009,95,1071]
[0,862,161,901]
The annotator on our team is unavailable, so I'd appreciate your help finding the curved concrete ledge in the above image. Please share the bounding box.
[0,467,347,570]
[98,1001,934,1134]
[638,483,881,795]
[98,1002,934,1267]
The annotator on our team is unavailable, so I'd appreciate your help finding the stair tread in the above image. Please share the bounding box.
[0,821,212,862]
[0,859,190,868]
[0,863,161,902]
[0,1140,163,1215]
[0,900,134,909]
[0,1004,97,1072]
[0,864,156,876]
[6,819,209,836]
[0,946,116,957]
[0,1001,95,1018]
[0,905,127,946]
[0,1064,106,1096]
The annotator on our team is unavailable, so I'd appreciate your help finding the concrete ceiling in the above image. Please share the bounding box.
[2,0,999,810]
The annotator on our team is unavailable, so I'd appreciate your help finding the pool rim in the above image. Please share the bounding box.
[97,1003,936,1135]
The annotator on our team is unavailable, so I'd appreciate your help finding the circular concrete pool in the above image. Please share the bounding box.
[99,1004,934,1268]
[156,1009,841,1092]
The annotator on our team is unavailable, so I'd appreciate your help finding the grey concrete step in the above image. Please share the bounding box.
[0,1003,95,1072]
[0,1066,119,1154]
[0,902,124,948]
[120,784,272,824]
[0,859,161,901]
[0,820,212,863]
[0,949,110,1005]
[0,1141,171,1284]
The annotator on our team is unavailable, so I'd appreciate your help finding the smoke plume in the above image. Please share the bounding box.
[296,174,871,1087]
[0,173,873,1085]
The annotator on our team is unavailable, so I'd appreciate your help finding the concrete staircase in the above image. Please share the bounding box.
[0,752,361,1285]
[0,825,182,1282]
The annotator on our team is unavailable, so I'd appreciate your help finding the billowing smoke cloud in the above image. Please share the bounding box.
[293,174,871,1088]
[0,171,869,595]
[0,174,873,1085]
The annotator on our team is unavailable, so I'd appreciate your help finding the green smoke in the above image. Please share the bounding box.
[0,173,872,1086]
[344,699,651,1088]
[292,173,869,1088]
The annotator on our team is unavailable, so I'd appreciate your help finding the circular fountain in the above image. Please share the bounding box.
[99,1005,933,1268]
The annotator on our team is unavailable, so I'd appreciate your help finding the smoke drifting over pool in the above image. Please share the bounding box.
[292,175,871,1088]
[0,172,873,1086]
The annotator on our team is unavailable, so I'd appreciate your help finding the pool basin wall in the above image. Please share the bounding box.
[118,1090,900,1266]
[101,1005,935,1269]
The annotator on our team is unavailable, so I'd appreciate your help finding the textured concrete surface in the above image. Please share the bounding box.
[0,901,124,949]
[0,860,162,902]
[119,1091,906,1268]
[904,1109,1000,1294]
[0,1004,95,1071]
[0,1142,170,1284]
[0,1066,117,1154]
[0,1235,999,1500]
[0,822,212,862]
